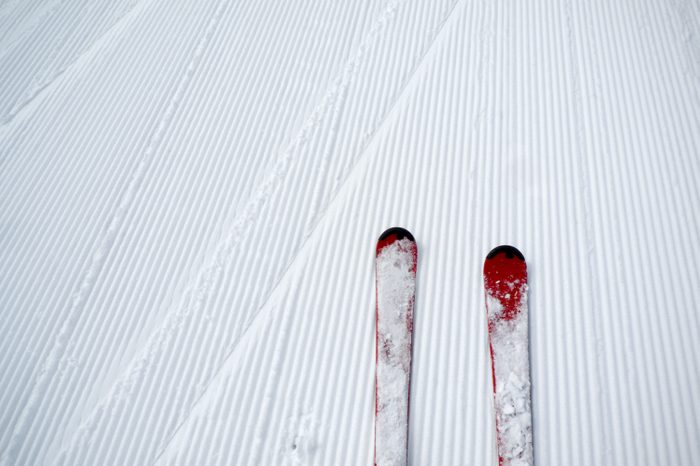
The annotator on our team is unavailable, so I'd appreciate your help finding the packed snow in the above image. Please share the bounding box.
[1,0,699,464]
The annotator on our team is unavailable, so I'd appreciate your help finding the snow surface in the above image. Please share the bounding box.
[1,0,700,464]
[375,238,417,466]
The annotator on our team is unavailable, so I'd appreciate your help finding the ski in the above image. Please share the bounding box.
[374,227,417,466]
[483,245,533,466]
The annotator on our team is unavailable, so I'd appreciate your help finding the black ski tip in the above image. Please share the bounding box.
[378,227,415,243]
[486,245,524,261]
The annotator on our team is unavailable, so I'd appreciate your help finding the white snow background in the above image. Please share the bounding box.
[1,0,699,464]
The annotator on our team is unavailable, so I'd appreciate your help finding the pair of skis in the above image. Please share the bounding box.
[374,227,532,466]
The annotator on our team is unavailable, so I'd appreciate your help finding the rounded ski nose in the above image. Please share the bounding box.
[484,245,527,321]
[378,227,415,243]
[376,227,415,253]
[485,244,525,262]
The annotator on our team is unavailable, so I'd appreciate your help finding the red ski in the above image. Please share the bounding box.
[484,245,533,466]
[374,227,417,466]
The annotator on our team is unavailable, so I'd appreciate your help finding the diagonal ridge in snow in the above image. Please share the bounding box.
[0,0,231,463]
[48,1,413,461]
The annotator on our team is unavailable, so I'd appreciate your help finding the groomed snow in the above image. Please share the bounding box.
[1,0,699,464]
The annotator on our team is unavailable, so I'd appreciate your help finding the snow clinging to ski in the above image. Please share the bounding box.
[484,245,533,466]
[374,228,417,466]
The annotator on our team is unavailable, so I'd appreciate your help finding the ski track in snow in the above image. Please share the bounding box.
[1,0,228,463]
[1,0,700,464]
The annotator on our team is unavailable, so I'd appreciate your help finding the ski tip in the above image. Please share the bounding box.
[378,227,415,243]
[486,245,525,261]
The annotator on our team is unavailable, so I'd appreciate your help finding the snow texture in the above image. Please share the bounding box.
[375,238,417,466]
[487,282,532,466]
[1,0,700,464]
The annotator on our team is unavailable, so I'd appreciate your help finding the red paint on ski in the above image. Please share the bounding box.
[483,249,527,322]
[376,235,417,274]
